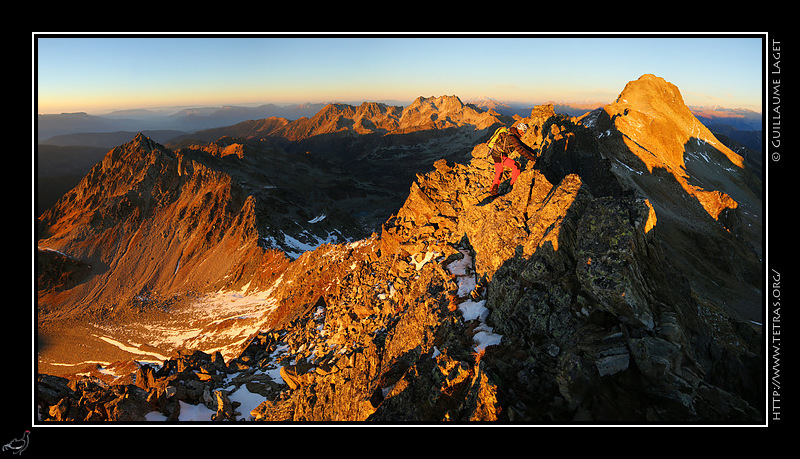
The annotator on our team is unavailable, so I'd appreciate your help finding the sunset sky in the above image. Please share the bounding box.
[34,33,765,115]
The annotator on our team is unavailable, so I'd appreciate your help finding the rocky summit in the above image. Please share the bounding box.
[35,76,763,424]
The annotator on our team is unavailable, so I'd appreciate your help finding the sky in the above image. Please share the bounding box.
[34,33,765,115]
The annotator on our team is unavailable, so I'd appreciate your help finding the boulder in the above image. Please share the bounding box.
[103,386,154,421]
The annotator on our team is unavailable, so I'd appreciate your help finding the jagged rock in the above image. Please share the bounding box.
[37,374,74,406]
[460,360,502,421]
[279,362,314,390]
[628,336,682,384]
[134,364,158,391]
[211,390,237,421]
[250,396,294,422]
[48,397,77,422]
[37,373,159,422]
[103,385,153,421]
[574,196,657,330]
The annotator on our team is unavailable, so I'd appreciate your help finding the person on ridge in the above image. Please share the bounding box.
[487,122,538,196]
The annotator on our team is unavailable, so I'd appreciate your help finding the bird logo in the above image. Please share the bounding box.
[2,431,29,455]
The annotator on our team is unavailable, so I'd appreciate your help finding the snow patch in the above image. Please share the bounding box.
[92,335,170,361]
[263,229,348,260]
[458,299,488,322]
[446,254,472,276]
[445,248,502,352]
[686,149,711,163]
[121,283,281,365]
[176,401,215,421]
[473,323,503,350]
[615,158,643,175]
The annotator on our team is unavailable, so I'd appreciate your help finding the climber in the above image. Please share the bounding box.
[487,122,538,196]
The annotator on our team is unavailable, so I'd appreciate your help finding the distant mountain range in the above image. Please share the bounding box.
[36,103,328,142]
[38,99,763,154]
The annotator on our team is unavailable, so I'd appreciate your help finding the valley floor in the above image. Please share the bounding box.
[36,283,281,379]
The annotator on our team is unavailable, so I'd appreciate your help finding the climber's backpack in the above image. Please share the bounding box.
[487,126,508,154]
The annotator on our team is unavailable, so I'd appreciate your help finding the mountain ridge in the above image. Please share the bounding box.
[167,95,509,146]
[35,74,763,424]
[37,134,290,320]
[36,93,512,378]
[584,74,761,322]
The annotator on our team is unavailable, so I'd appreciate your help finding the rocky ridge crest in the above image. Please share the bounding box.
[169,95,506,144]
[38,77,762,422]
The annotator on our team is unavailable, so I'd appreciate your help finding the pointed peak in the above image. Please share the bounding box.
[116,132,173,162]
[130,132,148,143]
[406,95,467,113]
[605,74,745,173]
[129,132,156,147]
[315,102,357,117]
[614,74,685,109]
